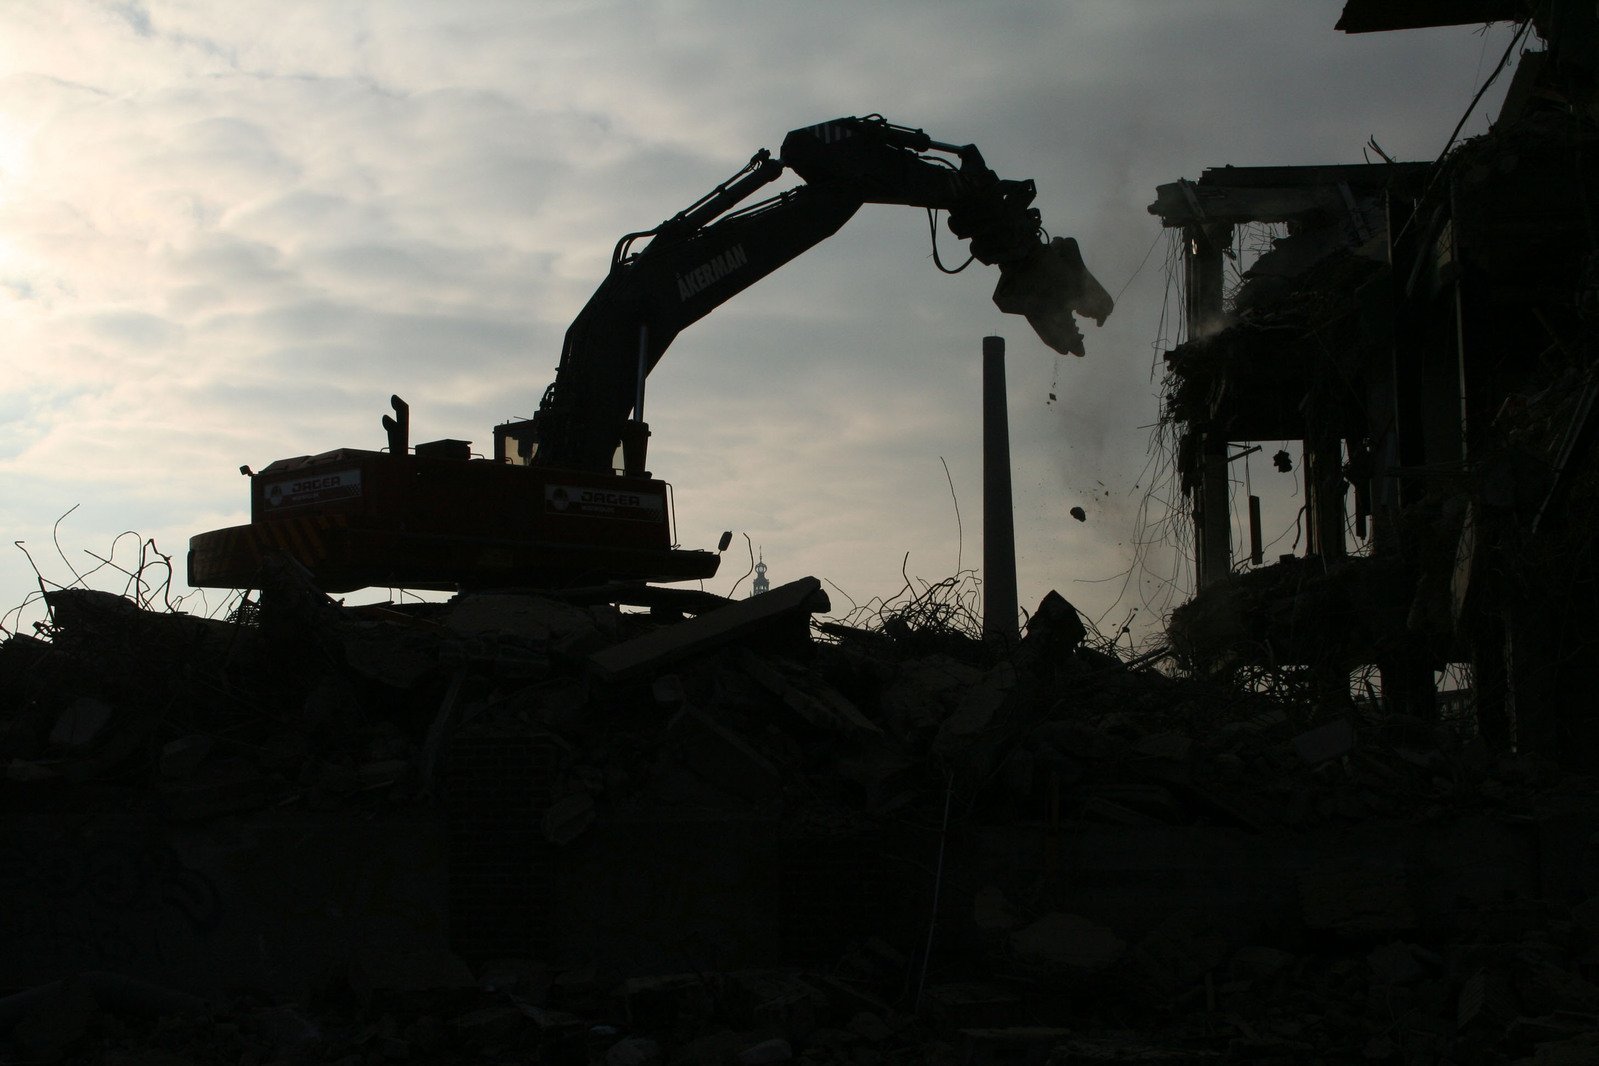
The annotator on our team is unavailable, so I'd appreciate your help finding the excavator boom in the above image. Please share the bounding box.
[531,115,1113,474]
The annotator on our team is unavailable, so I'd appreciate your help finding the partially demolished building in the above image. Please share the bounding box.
[1159,1,1599,760]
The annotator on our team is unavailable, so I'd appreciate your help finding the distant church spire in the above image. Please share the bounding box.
[752,549,769,596]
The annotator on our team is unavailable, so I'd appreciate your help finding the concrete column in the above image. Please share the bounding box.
[1185,223,1234,588]
[983,336,1018,642]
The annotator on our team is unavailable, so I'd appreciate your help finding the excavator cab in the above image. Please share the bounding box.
[494,419,539,467]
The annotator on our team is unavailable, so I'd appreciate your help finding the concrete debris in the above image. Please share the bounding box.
[49,696,113,749]
[589,576,829,682]
[736,1036,794,1063]
[1,575,1597,1064]
[1009,912,1126,975]
[1292,716,1357,765]
[157,734,213,779]
[541,790,597,844]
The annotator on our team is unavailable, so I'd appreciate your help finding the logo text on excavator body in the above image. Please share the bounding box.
[676,244,749,300]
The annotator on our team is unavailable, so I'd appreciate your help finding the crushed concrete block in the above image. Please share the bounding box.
[1025,590,1087,648]
[606,1036,661,1065]
[847,1012,894,1043]
[652,674,687,706]
[477,958,550,997]
[781,677,880,735]
[879,655,982,738]
[1009,912,1125,973]
[10,982,96,1062]
[935,663,1016,750]
[450,1005,530,1049]
[1508,1032,1599,1065]
[1078,795,1163,826]
[159,767,272,820]
[541,792,596,845]
[736,1037,793,1064]
[6,759,58,783]
[678,1029,744,1066]
[1292,717,1356,765]
[255,1003,322,1057]
[723,971,825,1039]
[918,984,1023,1030]
[357,759,411,789]
[348,942,477,1003]
[958,1027,1075,1066]
[1230,946,1294,981]
[1132,731,1194,762]
[1299,861,1415,934]
[617,973,713,1030]
[447,592,599,649]
[667,705,781,806]
[159,735,213,779]
[973,885,1021,933]
[1367,941,1431,986]
[341,621,440,687]
[741,650,881,734]
[589,577,828,682]
[1129,913,1231,993]
[1570,895,1599,934]
[50,696,113,749]
[833,741,917,809]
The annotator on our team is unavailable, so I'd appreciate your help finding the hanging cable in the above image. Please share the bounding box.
[926,209,974,274]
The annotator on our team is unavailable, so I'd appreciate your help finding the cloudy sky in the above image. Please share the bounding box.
[0,2,1522,641]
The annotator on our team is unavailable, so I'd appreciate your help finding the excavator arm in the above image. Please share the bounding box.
[528,115,1113,473]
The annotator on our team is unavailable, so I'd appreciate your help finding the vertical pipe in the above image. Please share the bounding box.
[1184,222,1233,588]
[1248,494,1263,566]
[983,335,1018,642]
[634,324,649,422]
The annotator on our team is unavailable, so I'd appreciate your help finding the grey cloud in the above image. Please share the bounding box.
[153,116,298,181]
[218,301,533,380]
[105,0,154,38]
[84,310,183,349]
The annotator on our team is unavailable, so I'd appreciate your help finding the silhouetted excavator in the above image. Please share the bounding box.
[188,115,1113,594]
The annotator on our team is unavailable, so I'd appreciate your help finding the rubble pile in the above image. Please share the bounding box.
[2,575,1598,1065]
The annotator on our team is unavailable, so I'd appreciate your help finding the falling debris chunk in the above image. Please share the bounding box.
[1070,506,1087,522]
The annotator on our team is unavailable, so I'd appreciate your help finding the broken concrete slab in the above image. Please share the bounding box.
[1293,717,1357,764]
[958,1027,1075,1066]
[1132,731,1194,763]
[49,697,113,750]
[347,942,476,1004]
[1009,912,1125,973]
[740,651,881,735]
[972,886,1021,933]
[721,970,825,1039]
[606,1036,662,1065]
[541,791,596,845]
[1299,860,1416,934]
[589,577,830,683]
[666,705,782,807]
[446,592,603,656]
[934,663,1016,749]
[158,735,214,779]
[735,1036,793,1064]
[917,983,1023,1030]
[158,767,275,821]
